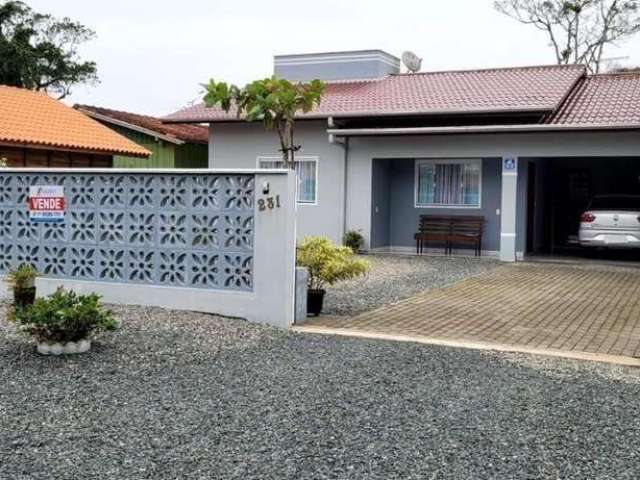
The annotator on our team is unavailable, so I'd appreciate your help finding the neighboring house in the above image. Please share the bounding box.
[76,105,208,169]
[164,50,640,262]
[0,86,149,166]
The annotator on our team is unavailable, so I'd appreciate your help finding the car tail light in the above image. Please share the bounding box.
[581,212,596,223]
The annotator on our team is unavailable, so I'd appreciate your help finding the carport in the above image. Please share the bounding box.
[520,156,640,261]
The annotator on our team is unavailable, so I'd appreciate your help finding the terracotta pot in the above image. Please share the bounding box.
[13,287,36,308]
[307,289,326,317]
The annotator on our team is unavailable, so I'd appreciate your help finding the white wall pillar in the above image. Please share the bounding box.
[500,156,518,262]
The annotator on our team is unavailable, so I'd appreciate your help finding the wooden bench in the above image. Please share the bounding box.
[414,215,485,256]
[448,216,484,256]
[414,215,452,255]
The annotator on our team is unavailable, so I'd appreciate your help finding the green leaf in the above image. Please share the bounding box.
[200,75,325,151]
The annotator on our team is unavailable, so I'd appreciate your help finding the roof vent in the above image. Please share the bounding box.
[274,50,400,81]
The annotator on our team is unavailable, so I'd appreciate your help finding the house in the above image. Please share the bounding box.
[0,86,149,166]
[164,50,640,262]
[76,105,208,169]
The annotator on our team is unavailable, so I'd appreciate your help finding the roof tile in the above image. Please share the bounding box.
[165,64,586,122]
[0,86,150,157]
[548,73,640,126]
[77,105,208,144]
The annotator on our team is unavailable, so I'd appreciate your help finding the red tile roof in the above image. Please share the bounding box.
[76,105,208,144]
[164,65,586,123]
[547,73,640,127]
[0,86,150,157]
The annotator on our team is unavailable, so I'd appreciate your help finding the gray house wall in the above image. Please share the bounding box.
[370,158,502,252]
[370,159,392,248]
[207,121,640,255]
[347,131,640,253]
[209,121,345,244]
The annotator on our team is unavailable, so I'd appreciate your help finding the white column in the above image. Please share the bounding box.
[500,156,518,262]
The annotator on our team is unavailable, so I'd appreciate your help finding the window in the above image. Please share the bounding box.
[415,159,482,208]
[258,157,318,204]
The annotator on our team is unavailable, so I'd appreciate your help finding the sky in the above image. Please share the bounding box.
[29,0,640,117]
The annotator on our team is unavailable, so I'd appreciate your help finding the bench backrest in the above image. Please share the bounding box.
[450,216,484,235]
[418,215,484,234]
[418,215,452,233]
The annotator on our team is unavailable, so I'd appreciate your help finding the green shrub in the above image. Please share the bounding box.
[297,237,369,291]
[5,263,38,290]
[13,288,117,343]
[343,229,364,253]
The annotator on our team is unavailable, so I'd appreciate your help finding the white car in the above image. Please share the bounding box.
[579,195,640,248]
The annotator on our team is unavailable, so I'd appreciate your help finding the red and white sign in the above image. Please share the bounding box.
[28,186,65,223]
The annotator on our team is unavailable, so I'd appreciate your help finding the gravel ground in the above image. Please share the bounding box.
[2,302,640,479]
[324,254,500,316]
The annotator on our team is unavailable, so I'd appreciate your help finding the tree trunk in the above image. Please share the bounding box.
[276,120,289,165]
[288,120,295,168]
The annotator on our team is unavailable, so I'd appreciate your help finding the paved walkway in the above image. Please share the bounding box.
[301,263,640,360]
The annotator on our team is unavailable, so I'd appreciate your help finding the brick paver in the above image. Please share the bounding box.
[304,263,640,358]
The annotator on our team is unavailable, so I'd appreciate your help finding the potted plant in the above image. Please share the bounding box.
[13,288,117,355]
[297,237,369,316]
[343,229,365,254]
[6,264,38,308]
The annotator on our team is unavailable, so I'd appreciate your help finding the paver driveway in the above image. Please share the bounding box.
[303,263,640,359]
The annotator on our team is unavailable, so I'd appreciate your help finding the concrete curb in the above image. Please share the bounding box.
[292,326,640,368]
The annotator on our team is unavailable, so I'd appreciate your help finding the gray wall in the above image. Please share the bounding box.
[274,50,400,81]
[0,169,298,328]
[207,120,640,254]
[370,159,391,248]
[347,131,640,251]
[370,158,502,251]
[209,121,345,244]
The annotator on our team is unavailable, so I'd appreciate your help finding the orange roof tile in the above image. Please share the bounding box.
[0,86,150,157]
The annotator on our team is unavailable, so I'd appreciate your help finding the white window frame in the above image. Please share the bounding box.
[414,158,483,209]
[257,156,319,205]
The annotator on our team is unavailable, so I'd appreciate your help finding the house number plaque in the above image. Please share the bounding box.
[258,195,281,212]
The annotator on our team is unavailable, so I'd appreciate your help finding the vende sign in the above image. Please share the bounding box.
[28,186,65,223]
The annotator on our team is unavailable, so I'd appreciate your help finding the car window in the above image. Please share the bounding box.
[589,196,640,211]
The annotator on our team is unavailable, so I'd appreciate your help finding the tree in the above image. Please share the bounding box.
[202,77,325,167]
[0,1,98,99]
[495,0,640,73]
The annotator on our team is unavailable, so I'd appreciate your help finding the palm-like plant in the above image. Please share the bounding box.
[202,77,325,167]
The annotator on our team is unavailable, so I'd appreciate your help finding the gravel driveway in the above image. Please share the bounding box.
[324,254,500,316]
[2,302,640,479]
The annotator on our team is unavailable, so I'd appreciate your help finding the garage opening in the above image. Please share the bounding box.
[525,157,640,262]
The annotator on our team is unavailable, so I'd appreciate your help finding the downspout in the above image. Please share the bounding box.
[328,117,349,242]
